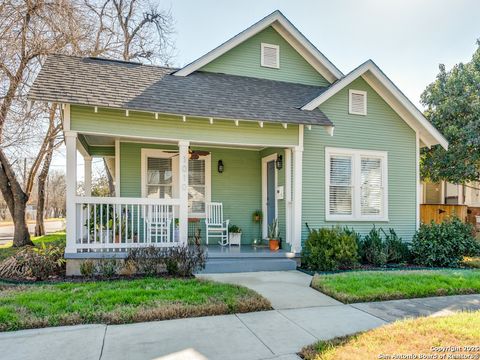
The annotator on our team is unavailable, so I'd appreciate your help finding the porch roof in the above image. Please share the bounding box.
[28,55,333,126]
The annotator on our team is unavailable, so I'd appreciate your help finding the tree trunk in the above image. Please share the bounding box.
[13,195,31,247]
[34,137,54,236]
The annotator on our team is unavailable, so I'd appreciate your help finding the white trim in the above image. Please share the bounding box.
[178,141,189,245]
[284,148,292,246]
[63,104,71,131]
[325,147,389,222]
[262,153,278,239]
[348,89,367,115]
[174,10,342,82]
[301,60,448,150]
[415,132,420,228]
[84,156,92,196]
[292,146,303,253]
[65,131,77,253]
[114,139,120,197]
[260,43,280,69]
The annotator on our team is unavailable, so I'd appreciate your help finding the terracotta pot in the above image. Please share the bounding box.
[269,239,279,251]
[254,215,261,222]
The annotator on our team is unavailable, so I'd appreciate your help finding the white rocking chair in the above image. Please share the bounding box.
[205,202,230,246]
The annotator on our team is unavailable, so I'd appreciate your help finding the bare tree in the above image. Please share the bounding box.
[0,0,87,246]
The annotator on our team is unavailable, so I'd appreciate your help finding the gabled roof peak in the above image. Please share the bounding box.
[174,10,343,83]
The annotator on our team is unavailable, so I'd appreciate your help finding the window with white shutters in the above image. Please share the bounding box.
[349,90,367,115]
[261,43,279,68]
[326,148,387,221]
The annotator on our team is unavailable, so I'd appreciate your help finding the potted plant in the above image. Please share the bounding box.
[268,219,280,251]
[228,224,242,246]
[252,210,263,223]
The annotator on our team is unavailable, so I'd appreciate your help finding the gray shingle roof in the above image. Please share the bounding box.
[28,54,332,126]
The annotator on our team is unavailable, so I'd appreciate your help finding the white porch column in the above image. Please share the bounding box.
[84,156,92,196]
[291,145,303,253]
[65,131,77,253]
[114,139,120,197]
[178,140,189,245]
[416,132,420,229]
[284,148,292,247]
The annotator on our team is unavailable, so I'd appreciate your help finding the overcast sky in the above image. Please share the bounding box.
[51,0,480,175]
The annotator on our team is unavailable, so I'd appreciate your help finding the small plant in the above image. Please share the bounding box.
[127,246,167,276]
[383,228,410,264]
[228,224,242,233]
[165,245,207,277]
[268,219,279,240]
[80,260,96,277]
[412,217,480,267]
[97,257,121,278]
[301,227,358,271]
[362,226,387,266]
[252,210,263,223]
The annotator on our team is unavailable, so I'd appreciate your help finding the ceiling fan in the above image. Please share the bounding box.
[164,147,210,160]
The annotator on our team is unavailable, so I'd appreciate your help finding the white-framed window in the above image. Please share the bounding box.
[349,89,367,115]
[325,147,388,221]
[261,43,280,69]
[141,149,211,217]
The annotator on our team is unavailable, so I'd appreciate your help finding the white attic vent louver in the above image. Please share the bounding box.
[261,43,279,68]
[349,90,367,115]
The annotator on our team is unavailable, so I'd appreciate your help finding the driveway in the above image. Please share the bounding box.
[1,271,479,360]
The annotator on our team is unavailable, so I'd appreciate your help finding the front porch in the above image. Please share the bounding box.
[64,105,306,257]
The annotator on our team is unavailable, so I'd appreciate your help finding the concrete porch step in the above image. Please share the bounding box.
[199,258,297,273]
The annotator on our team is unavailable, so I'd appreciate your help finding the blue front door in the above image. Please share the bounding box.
[266,160,276,228]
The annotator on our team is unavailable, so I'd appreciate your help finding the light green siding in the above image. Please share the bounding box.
[71,105,299,147]
[302,77,417,242]
[201,27,329,86]
[119,142,286,245]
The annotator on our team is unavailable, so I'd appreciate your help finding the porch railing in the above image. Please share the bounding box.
[73,196,181,252]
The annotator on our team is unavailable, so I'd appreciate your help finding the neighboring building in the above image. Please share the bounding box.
[422,181,480,206]
[28,11,447,271]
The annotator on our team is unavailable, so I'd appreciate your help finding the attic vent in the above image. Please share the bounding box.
[261,43,279,69]
[349,90,367,115]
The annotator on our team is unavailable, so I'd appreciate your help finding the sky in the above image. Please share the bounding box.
[51,0,480,177]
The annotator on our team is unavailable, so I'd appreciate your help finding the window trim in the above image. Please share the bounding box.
[349,89,367,115]
[260,43,280,69]
[140,148,211,218]
[325,147,388,222]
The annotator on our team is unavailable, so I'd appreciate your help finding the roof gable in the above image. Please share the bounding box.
[174,10,342,83]
[302,60,448,149]
[200,26,329,86]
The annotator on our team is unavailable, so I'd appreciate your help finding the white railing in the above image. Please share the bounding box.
[74,197,181,252]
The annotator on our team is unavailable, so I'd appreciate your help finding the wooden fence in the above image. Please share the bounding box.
[420,204,468,224]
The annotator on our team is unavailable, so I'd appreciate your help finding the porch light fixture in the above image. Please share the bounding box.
[217,160,224,173]
[276,155,283,170]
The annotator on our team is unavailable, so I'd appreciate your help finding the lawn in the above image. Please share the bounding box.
[0,232,66,261]
[0,277,271,331]
[300,311,480,360]
[311,269,480,303]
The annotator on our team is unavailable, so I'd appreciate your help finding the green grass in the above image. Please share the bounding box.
[300,311,480,360]
[0,232,66,261]
[311,269,480,303]
[0,277,271,331]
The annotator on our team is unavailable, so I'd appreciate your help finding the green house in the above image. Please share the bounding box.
[28,10,447,273]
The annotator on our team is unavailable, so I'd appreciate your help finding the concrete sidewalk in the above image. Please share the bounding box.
[1,271,480,360]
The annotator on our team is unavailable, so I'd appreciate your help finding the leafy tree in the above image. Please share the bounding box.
[421,42,480,184]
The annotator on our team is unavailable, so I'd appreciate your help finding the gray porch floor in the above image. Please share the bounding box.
[204,245,295,259]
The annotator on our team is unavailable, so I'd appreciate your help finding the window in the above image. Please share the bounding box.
[188,158,206,215]
[349,89,367,115]
[326,147,388,221]
[146,157,173,199]
[261,43,279,68]
[141,149,211,217]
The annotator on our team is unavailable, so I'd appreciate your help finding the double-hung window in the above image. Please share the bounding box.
[326,147,388,221]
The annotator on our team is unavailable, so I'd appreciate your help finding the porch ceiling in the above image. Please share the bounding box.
[28,54,333,127]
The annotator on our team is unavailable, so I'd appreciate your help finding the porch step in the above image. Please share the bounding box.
[199,258,297,274]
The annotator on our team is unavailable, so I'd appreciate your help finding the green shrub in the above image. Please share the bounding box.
[79,260,96,277]
[301,227,358,271]
[362,227,387,266]
[383,228,411,264]
[127,246,166,276]
[411,217,480,267]
[96,257,121,277]
[165,245,207,277]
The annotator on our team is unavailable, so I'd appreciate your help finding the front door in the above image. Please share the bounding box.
[262,154,277,238]
[266,160,276,227]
